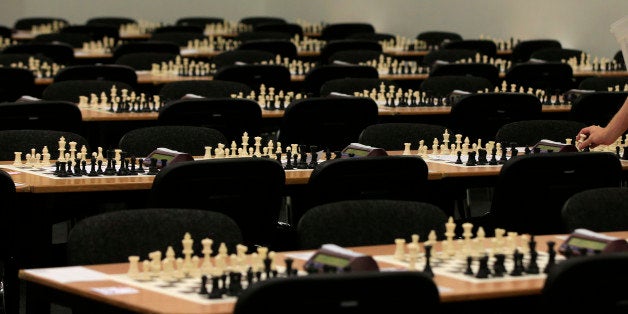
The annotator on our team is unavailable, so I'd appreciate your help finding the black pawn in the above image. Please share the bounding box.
[489,147,498,165]
[510,250,525,276]
[492,253,506,277]
[199,275,209,295]
[455,150,463,164]
[464,256,474,275]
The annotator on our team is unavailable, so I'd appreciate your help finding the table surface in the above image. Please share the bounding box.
[4,150,627,193]
[18,231,628,314]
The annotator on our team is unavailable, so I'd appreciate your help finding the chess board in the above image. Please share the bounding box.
[375,249,565,283]
[107,264,299,305]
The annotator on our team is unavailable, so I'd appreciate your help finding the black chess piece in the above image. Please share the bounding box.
[465,151,477,166]
[284,257,294,277]
[199,275,209,295]
[475,255,491,278]
[543,241,557,274]
[423,244,434,278]
[510,250,524,276]
[492,253,506,277]
[97,159,104,174]
[136,158,145,173]
[464,256,474,275]
[477,148,488,165]
[207,276,223,299]
[525,236,540,274]
[88,156,98,176]
[622,146,628,160]
[489,147,498,165]
[147,158,159,175]
[455,150,463,164]
[227,272,243,296]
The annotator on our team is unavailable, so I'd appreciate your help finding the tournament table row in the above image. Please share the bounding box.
[0,151,565,194]
[17,230,628,314]
[34,68,628,86]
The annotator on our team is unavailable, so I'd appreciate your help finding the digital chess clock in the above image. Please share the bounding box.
[304,244,379,273]
[532,139,578,152]
[341,143,387,158]
[142,147,194,168]
[558,228,628,257]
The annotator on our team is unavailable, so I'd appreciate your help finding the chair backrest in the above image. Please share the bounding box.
[149,158,285,249]
[149,31,207,47]
[112,41,181,60]
[114,52,179,71]
[0,25,12,38]
[529,47,584,63]
[158,80,252,102]
[488,151,623,236]
[211,49,276,69]
[237,39,298,59]
[319,77,390,97]
[503,61,575,94]
[66,207,244,265]
[494,119,587,147]
[561,187,628,232]
[302,156,431,224]
[118,125,227,157]
[297,198,446,250]
[277,96,379,152]
[421,48,477,67]
[157,97,263,143]
[429,63,500,86]
[510,39,562,64]
[14,17,69,30]
[358,122,448,151]
[42,79,135,103]
[234,271,440,314]
[85,16,137,28]
[0,67,36,102]
[60,24,120,42]
[320,23,375,41]
[253,22,303,38]
[569,91,628,128]
[175,17,225,28]
[542,252,628,313]
[52,64,138,87]
[303,64,379,97]
[0,129,90,161]
[441,39,498,58]
[212,64,292,91]
[33,32,93,48]
[416,31,462,48]
[448,92,543,143]
[2,42,75,65]
[319,39,382,65]
[239,17,287,28]
[0,100,83,134]
[577,76,628,91]
[419,75,494,98]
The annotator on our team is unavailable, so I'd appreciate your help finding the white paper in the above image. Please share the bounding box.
[23,266,109,283]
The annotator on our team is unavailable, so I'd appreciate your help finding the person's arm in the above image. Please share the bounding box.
[576,96,628,150]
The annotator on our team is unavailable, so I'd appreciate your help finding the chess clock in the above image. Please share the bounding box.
[142,147,194,168]
[304,244,379,273]
[532,139,578,153]
[558,228,628,257]
[341,143,387,158]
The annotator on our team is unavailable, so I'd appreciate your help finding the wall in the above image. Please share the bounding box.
[1,0,627,59]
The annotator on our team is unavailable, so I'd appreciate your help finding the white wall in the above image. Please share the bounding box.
[1,0,626,59]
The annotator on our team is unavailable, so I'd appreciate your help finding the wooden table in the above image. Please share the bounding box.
[18,231,628,313]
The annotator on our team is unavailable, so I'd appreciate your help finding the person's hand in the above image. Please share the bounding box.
[576,125,603,150]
